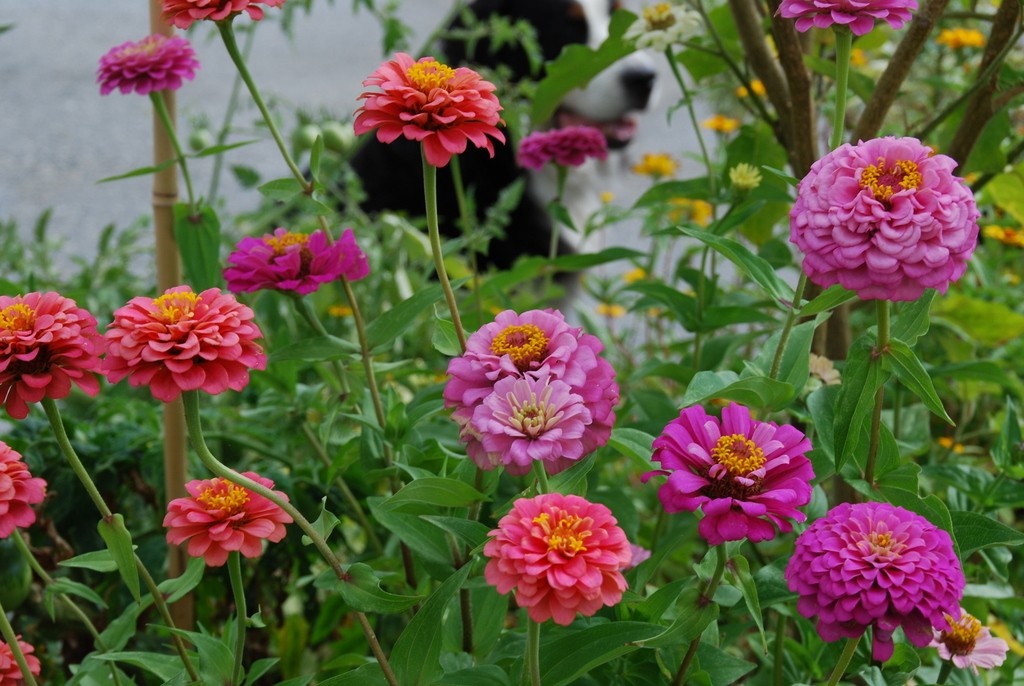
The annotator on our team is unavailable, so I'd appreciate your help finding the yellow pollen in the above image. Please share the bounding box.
[122,36,161,57]
[533,512,591,556]
[0,303,36,331]
[711,434,765,476]
[264,231,310,255]
[643,3,676,30]
[941,612,983,655]
[406,60,456,91]
[872,531,892,548]
[153,291,199,324]
[490,324,549,370]
[859,158,923,202]
[196,479,250,515]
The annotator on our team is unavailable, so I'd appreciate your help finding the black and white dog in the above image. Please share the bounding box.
[349,0,656,273]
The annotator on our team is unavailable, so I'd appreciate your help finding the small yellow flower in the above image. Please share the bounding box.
[729,163,763,191]
[668,198,713,226]
[984,225,1024,248]
[937,436,965,454]
[327,304,353,317]
[596,303,626,318]
[600,190,615,204]
[735,80,766,98]
[632,152,680,178]
[702,114,741,133]
[936,28,985,50]
[1004,270,1021,286]
[623,267,647,284]
[850,48,868,67]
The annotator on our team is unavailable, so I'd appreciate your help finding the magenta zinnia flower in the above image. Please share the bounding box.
[786,501,965,662]
[0,443,46,540]
[645,404,814,545]
[354,53,505,168]
[164,471,292,567]
[0,637,41,685]
[517,126,609,170]
[0,292,104,420]
[777,0,917,35]
[444,309,618,473]
[97,34,199,96]
[162,0,285,29]
[470,372,592,476]
[102,286,266,402]
[931,609,1009,675]
[790,136,978,301]
[224,227,369,295]
[484,493,631,625]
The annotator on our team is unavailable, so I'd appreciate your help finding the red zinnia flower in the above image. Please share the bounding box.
[0,637,41,685]
[102,286,266,402]
[162,0,286,29]
[0,292,104,420]
[354,52,505,168]
[0,442,46,539]
[97,34,200,96]
[164,471,292,567]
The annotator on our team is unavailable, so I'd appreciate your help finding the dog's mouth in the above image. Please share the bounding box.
[555,108,639,150]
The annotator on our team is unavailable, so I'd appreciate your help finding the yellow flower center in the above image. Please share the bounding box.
[263,231,310,255]
[711,434,766,476]
[196,479,251,515]
[122,36,161,57]
[859,158,923,202]
[533,511,591,556]
[941,612,982,656]
[506,386,559,437]
[858,528,906,559]
[406,60,456,91]
[490,324,549,370]
[153,291,199,324]
[0,303,35,331]
[643,3,676,30]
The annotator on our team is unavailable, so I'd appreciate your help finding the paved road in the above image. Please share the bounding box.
[1,1,702,268]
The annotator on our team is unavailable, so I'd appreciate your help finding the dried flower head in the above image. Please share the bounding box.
[162,0,285,29]
[517,126,609,170]
[98,34,199,95]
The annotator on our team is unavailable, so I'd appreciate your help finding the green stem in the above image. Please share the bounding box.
[673,545,728,685]
[449,155,485,323]
[935,660,954,684]
[208,25,255,203]
[228,552,246,686]
[422,149,467,351]
[525,619,542,686]
[772,613,787,686]
[863,300,890,487]
[181,391,400,686]
[0,597,38,686]
[825,636,860,686]
[216,20,309,190]
[830,27,853,150]
[533,460,552,495]
[693,244,711,370]
[665,46,716,195]
[150,91,197,211]
[769,273,808,379]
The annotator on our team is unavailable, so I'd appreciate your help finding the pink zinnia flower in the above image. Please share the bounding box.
[0,443,46,539]
[161,0,285,29]
[97,34,199,96]
[786,501,965,662]
[517,126,609,170]
[0,292,104,420]
[444,309,618,473]
[644,403,814,546]
[777,0,917,35]
[624,543,652,570]
[470,372,592,476]
[484,493,631,625]
[164,471,292,567]
[353,53,505,168]
[0,637,41,685]
[102,286,266,402]
[790,136,979,301]
[224,227,369,295]
[931,609,1009,674]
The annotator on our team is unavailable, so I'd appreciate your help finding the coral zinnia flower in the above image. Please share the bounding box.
[0,292,104,420]
[0,443,46,539]
[102,286,266,402]
[224,227,369,295]
[444,309,618,474]
[164,471,292,567]
[97,34,200,96]
[161,0,285,29]
[517,126,608,170]
[645,403,814,545]
[0,637,41,684]
[931,609,1009,674]
[786,501,965,662]
[777,0,916,35]
[353,53,505,168]
[790,136,979,301]
[484,493,631,625]
[624,2,703,51]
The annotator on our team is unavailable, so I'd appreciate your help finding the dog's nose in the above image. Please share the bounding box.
[621,67,657,109]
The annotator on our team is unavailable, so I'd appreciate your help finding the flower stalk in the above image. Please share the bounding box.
[825,636,860,686]
[525,619,542,686]
[422,149,468,351]
[149,91,197,211]
[863,300,890,486]
[228,552,247,686]
[673,545,728,685]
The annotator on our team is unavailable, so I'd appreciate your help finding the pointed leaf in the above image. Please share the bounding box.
[541,621,665,686]
[97,514,140,602]
[833,336,888,471]
[950,510,1024,559]
[885,338,953,424]
[315,564,423,614]
[676,226,794,305]
[173,203,222,291]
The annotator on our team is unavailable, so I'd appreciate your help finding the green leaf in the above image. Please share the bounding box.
[833,336,888,471]
[97,514,141,602]
[695,642,757,686]
[759,165,800,187]
[880,487,955,549]
[95,652,184,682]
[315,564,423,614]
[885,339,953,424]
[173,203,222,291]
[991,398,1022,473]
[626,282,697,329]
[269,334,358,363]
[379,477,488,512]
[420,515,491,550]
[932,293,1024,347]
[950,510,1024,559]
[189,138,259,159]
[640,587,719,648]
[799,284,858,316]
[676,226,794,305]
[301,497,340,547]
[541,622,665,686]
[242,657,279,686]
[157,556,205,604]
[986,163,1024,225]
[58,548,120,573]
[46,578,107,610]
[316,664,385,685]
[365,283,449,350]
[549,456,596,496]
[98,159,176,183]
[607,427,656,472]
[633,178,713,207]
[681,370,796,412]
[368,498,453,566]
[890,291,936,347]
[390,564,473,686]
[731,555,766,653]
[432,665,511,685]
[258,176,306,202]
[432,315,461,357]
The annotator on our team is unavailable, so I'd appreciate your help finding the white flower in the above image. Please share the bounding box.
[624,2,703,52]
